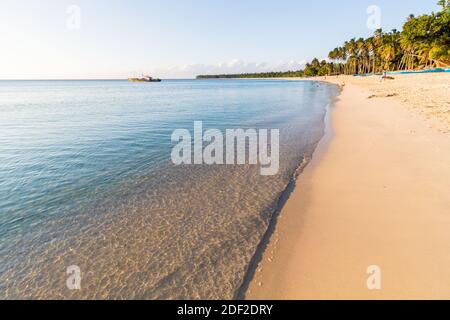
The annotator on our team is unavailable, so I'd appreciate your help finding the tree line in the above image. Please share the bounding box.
[197,1,450,79]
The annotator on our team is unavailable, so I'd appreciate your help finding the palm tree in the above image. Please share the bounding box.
[380,33,396,70]
[372,29,383,73]
[328,48,339,75]
[437,0,449,9]
[365,37,376,73]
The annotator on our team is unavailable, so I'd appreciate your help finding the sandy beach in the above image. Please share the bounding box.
[246,73,450,299]
[327,73,450,133]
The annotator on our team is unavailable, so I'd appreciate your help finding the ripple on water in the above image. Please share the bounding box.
[0,80,339,299]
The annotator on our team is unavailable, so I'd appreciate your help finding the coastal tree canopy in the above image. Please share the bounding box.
[197,2,450,79]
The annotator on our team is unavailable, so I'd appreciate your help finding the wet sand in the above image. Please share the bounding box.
[247,74,450,299]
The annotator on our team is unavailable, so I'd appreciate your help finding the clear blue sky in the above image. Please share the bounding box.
[0,0,440,79]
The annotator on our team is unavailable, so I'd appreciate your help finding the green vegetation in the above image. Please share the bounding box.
[196,71,304,79]
[197,2,450,79]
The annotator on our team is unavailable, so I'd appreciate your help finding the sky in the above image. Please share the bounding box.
[0,0,441,79]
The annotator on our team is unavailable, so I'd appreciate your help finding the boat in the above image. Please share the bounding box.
[352,68,450,77]
[387,67,450,75]
[128,75,161,82]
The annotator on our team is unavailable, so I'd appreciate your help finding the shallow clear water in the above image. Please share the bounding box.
[0,79,338,299]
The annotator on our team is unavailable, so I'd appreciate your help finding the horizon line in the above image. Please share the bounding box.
[0,78,198,81]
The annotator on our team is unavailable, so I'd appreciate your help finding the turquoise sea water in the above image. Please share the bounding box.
[0,79,338,299]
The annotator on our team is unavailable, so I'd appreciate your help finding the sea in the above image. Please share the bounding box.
[0,79,338,299]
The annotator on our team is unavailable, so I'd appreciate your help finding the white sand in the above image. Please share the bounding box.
[247,74,450,299]
[322,73,450,133]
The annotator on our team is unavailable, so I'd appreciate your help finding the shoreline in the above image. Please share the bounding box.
[246,73,450,299]
[235,83,341,299]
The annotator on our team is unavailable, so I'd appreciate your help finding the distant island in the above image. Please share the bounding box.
[197,1,449,79]
[196,71,304,79]
[128,75,161,82]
